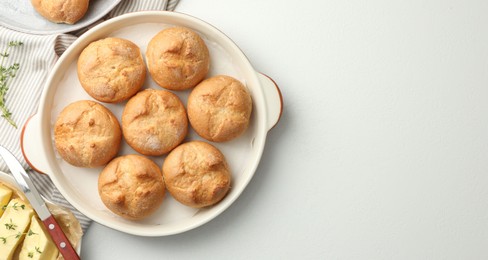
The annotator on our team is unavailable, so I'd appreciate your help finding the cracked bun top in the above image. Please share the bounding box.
[122,89,188,156]
[98,155,165,220]
[187,75,252,142]
[162,141,231,208]
[146,27,210,90]
[54,100,122,167]
[77,37,146,103]
[31,0,89,24]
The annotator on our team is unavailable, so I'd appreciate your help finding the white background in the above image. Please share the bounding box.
[81,0,488,259]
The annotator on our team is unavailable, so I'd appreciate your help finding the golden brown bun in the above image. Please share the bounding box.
[122,89,188,156]
[77,38,146,103]
[54,100,121,167]
[188,75,252,142]
[31,0,89,24]
[146,27,210,90]
[98,155,165,220]
[162,141,231,208]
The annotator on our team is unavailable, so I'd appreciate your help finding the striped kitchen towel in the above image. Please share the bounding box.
[0,0,179,232]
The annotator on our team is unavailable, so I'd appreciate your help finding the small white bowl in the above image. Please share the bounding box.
[21,11,282,237]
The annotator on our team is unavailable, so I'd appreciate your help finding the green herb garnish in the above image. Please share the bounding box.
[4,218,17,230]
[0,40,23,128]
[0,228,37,245]
[27,229,38,236]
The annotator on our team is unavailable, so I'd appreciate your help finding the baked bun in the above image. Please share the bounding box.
[31,0,89,24]
[77,37,146,103]
[98,155,165,220]
[122,89,188,156]
[162,141,231,208]
[146,27,210,90]
[54,100,121,167]
[188,75,252,142]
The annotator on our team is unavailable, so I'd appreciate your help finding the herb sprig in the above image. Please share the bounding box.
[0,41,23,128]
[1,201,26,211]
[0,228,38,244]
[27,246,43,258]
[4,218,17,230]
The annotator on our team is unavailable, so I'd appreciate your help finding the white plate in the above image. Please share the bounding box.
[0,0,122,34]
[21,11,282,236]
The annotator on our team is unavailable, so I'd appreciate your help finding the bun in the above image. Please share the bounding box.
[188,75,252,142]
[122,89,188,156]
[78,37,146,103]
[162,141,231,208]
[146,27,210,90]
[31,0,89,24]
[54,100,121,167]
[98,155,165,220]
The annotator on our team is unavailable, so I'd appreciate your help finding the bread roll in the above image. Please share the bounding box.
[162,141,231,208]
[78,37,146,103]
[54,100,121,167]
[98,155,165,220]
[146,27,210,90]
[31,0,89,24]
[122,89,188,156]
[188,75,252,142]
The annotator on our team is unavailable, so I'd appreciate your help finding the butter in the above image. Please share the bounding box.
[18,216,59,260]
[0,198,34,260]
[0,185,13,217]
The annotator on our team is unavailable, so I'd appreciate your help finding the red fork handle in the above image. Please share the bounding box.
[43,215,80,260]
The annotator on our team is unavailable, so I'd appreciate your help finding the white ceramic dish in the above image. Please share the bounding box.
[21,11,282,236]
[0,171,82,255]
[0,0,121,34]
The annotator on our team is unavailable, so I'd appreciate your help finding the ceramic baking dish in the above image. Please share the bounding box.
[21,11,282,236]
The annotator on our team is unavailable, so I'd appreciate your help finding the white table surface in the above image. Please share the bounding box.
[81,1,488,259]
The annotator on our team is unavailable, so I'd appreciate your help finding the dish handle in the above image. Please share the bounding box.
[21,114,49,175]
[257,72,283,131]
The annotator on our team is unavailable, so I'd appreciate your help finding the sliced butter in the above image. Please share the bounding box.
[18,215,59,260]
[0,185,13,217]
[0,198,34,260]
